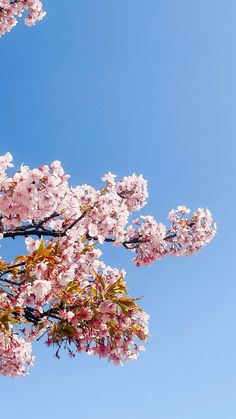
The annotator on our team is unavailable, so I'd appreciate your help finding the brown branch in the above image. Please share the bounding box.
[5,261,26,271]
[12,212,60,232]
[0,261,26,286]
[1,207,180,258]
[0,277,18,286]
[2,209,89,240]
[3,229,59,239]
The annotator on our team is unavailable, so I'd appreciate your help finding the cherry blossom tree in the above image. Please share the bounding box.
[0,152,216,376]
[0,0,45,37]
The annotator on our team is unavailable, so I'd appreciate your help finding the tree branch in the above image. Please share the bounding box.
[2,209,89,240]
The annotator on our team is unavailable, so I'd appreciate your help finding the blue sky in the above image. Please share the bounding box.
[0,1,235,418]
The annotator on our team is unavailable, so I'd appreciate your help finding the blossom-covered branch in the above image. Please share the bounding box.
[0,153,216,377]
[0,0,46,37]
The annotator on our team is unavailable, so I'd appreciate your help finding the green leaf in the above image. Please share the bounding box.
[105,277,127,297]
[66,282,82,293]
[91,287,97,297]
[35,240,45,254]
[61,324,76,338]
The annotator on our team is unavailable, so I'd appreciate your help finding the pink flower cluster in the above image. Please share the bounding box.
[0,331,34,376]
[0,153,216,376]
[0,154,70,229]
[125,216,167,266]
[0,0,45,37]
[125,206,217,266]
[116,174,148,212]
[166,206,217,256]
[14,237,149,368]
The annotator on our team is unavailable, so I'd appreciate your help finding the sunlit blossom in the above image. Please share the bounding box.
[0,153,216,376]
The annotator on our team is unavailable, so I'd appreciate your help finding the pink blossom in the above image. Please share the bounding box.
[116,174,148,212]
[102,172,117,187]
[0,153,216,376]
[30,280,51,301]
[0,1,46,37]
[0,332,34,376]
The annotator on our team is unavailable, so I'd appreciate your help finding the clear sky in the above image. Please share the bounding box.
[0,1,235,418]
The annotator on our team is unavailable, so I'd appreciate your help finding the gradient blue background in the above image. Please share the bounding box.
[0,1,235,418]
